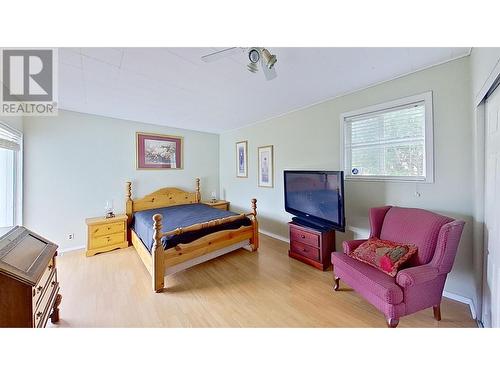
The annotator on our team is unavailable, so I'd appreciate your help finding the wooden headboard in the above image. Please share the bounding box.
[125,178,201,224]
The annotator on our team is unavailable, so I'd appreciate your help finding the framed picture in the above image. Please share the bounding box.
[136,132,183,170]
[236,140,248,178]
[258,145,274,188]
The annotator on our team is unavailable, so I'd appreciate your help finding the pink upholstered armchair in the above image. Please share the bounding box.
[331,206,465,328]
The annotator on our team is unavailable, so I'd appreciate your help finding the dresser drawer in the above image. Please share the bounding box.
[290,241,320,261]
[91,232,125,249]
[290,226,320,247]
[33,258,54,306]
[34,271,57,327]
[91,221,125,237]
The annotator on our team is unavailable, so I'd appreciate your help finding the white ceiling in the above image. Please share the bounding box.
[58,47,470,133]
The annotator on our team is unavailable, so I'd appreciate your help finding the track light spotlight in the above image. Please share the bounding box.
[248,48,260,63]
[247,48,260,73]
[261,48,277,69]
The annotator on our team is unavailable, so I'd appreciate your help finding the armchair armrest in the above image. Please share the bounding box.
[396,264,439,288]
[342,239,367,255]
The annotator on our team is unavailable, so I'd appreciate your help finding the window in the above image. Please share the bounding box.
[341,92,434,182]
[0,121,22,227]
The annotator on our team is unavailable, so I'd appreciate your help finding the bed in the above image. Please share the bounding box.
[125,178,259,292]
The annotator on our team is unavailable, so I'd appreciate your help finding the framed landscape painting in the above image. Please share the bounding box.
[136,132,183,170]
[258,145,274,188]
[236,140,248,178]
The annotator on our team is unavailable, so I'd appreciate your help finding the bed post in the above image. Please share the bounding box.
[195,177,201,203]
[250,198,259,251]
[125,182,133,227]
[152,214,165,292]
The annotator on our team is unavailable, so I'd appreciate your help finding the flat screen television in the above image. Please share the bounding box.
[284,170,345,231]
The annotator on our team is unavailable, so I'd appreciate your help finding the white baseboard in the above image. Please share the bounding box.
[259,229,289,243]
[443,291,477,320]
[58,245,85,253]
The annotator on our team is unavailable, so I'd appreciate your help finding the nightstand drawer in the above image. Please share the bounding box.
[290,226,320,247]
[91,232,125,249]
[290,241,320,261]
[212,203,229,210]
[202,201,230,211]
[91,222,125,237]
[86,214,128,257]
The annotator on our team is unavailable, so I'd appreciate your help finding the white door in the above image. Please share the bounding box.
[483,86,500,328]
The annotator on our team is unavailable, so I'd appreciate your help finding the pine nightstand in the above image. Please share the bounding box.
[85,214,128,257]
[202,200,230,211]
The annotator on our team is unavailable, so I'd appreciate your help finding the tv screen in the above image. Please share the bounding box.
[284,170,345,231]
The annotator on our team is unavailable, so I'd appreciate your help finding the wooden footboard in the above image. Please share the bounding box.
[163,226,254,268]
[151,200,258,292]
[125,179,258,292]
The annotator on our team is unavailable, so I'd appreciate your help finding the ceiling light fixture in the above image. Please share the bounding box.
[247,48,260,73]
[261,48,277,69]
[200,47,278,80]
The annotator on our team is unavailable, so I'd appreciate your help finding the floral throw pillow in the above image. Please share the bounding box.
[348,238,418,277]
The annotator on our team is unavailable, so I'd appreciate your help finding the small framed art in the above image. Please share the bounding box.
[258,145,274,188]
[236,140,248,178]
[136,132,183,170]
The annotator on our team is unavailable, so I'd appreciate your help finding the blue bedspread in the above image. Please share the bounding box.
[132,203,251,252]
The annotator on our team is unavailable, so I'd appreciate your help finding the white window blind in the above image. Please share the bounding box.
[0,124,22,151]
[341,92,433,182]
[0,122,22,227]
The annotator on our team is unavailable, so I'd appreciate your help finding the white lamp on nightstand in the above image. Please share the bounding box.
[104,200,115,218]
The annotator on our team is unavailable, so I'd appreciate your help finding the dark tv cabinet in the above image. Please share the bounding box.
[288,221,336,271]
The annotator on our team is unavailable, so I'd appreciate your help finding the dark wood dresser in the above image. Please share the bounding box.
[0,226,62,328]
[288,222,336,271]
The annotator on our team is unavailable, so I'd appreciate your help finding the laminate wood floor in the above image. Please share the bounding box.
[49,234,477,328]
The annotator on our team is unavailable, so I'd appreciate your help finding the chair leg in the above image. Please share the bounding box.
[387,318,399,328]
[433,304,441,321]
[333,277,340,291]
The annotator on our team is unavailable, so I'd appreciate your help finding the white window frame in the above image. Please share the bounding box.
[0,121,23,226]
[340,92,434,183]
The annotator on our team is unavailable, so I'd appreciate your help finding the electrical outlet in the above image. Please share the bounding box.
[68,233,74,240]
